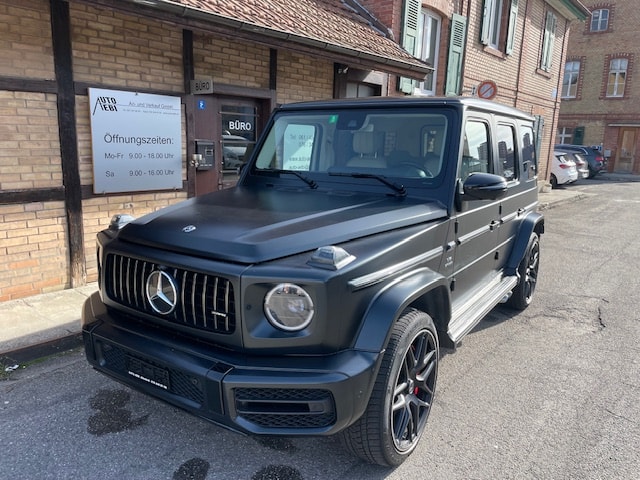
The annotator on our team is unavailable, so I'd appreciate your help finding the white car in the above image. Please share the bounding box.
[551,151,578,188]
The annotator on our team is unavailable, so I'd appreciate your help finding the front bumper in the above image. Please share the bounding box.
[81,292,379,435]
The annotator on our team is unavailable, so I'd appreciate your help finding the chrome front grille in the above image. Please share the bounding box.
[104,253,236,334]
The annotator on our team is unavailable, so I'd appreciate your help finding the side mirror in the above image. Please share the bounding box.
[462,172,508,201]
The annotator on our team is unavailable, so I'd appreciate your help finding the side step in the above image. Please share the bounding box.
[447,274,518,344]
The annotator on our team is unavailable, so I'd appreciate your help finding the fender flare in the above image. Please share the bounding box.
[505,211,544,275]
[353,268,450,353]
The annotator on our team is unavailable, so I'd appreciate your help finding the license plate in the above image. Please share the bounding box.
[126,356,170,390]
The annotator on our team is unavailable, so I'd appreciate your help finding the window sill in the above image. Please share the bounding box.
[536,68,552,79]
[483,45,506,59]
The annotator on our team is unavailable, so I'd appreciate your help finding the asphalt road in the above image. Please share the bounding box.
[1,179,639,480]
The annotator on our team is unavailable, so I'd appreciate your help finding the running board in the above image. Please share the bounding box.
[447,275,518,344]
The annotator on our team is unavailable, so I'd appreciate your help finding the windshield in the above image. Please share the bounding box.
[253,108,452,185]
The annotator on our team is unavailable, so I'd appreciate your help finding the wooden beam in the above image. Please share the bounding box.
[51,0,86,287]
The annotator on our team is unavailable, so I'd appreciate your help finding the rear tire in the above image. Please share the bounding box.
[339,309,438,466]
[507,232,540,310]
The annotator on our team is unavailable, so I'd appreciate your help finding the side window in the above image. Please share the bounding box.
[461,120,491,181]
[520,125,537,180]
[496,124,517,181]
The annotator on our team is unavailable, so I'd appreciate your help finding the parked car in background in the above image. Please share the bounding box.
[562,151,589,179]
[554,144,606,178]
[222,134,249,170]
[551,151,578,188]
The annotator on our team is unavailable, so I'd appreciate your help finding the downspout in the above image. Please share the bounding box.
[546,18,571,176]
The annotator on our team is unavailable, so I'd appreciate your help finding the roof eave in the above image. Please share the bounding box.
[546,0,591,22]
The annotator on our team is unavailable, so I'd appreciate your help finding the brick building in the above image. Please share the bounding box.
[1,0,587,302]
[557,0,639,174]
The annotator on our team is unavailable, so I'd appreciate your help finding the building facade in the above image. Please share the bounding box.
[1,0,587,302]
[557,0,639,173]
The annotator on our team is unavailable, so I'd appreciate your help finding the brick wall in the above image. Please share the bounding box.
[0,202,68,301]
[70,3,184,92]
[0,0,339,301]
[277,51,334,104]
[0,0,68,301]
[194,35,270,89]
[559,0,640,155]
[0,0,54,79]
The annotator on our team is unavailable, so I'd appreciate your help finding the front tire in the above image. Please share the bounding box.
[339,309,439,466]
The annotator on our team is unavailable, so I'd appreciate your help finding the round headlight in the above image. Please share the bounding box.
[264,283,314,332]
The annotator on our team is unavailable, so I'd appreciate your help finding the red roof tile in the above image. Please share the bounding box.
[165,0,430,76]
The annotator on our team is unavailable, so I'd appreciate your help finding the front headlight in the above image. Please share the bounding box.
[264,283,314,332]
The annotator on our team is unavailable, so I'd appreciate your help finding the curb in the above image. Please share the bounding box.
[1,333,83,366]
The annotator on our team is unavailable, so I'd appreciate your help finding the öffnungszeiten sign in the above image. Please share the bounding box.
[89,88,182,193]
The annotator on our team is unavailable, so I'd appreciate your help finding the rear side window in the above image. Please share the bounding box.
[520,125,537,180]
[496,123,517,181]
[461,120,491,181]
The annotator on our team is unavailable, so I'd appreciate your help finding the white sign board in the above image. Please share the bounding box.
[88,88,182,193]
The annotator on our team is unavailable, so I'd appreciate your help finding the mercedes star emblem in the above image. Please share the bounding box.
[146,270,178,315]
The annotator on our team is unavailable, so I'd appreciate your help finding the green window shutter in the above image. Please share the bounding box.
[445,13,467,96]
[480,0,494,45]
[505,0,519,55]
[399,0,420,94]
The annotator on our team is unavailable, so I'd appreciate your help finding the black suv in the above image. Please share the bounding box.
[82,97,544,466]
[554,144,606,178]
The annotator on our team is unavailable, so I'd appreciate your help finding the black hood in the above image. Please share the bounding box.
[116,187,446,263]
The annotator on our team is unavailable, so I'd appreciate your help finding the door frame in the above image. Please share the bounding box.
[185,86,275,196]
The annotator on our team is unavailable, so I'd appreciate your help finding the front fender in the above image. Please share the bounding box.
[505,211,544,275]
[353,268,450,353]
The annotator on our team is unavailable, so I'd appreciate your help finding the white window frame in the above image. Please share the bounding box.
[415,9,441,96]
[556,127,573,145]
[590,8,609,32]
[606,58,628,97]
[485,0,504,49]
[561,61,580,98]
[540,11,557,72]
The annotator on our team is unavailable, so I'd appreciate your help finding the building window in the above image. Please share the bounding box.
[606,58,628,97]
[562,61,580,98]
[415,9,441,95]
[556,127,573,145]
[486,0,504,49]
[590,8,609,32]
[480,0,519,54]
[540,11,557,72]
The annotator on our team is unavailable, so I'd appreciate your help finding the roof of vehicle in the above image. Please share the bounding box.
[277,96,535,121]
[555,144,597,151]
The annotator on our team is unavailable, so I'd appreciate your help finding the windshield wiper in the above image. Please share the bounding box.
[259,168,318,189]
[329,171,407,197]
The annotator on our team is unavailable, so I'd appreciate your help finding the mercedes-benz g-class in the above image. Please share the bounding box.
[82,96,544,466]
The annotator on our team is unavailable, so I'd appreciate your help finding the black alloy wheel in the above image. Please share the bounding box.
[339,308,439,466]
[507,232,540,310]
